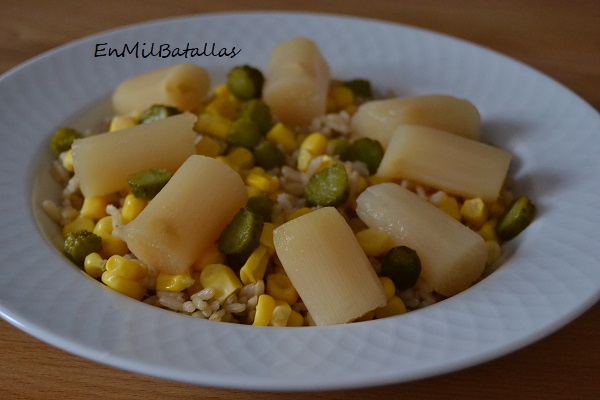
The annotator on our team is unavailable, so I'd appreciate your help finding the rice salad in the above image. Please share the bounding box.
[43,37,534,327]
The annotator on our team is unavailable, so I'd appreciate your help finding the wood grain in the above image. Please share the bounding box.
[1,1,599,399]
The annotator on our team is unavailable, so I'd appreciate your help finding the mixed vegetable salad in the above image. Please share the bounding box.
[44,37,535,326]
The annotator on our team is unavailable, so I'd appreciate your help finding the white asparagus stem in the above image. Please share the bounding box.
[350,95,481,148]
[112,63,210,115]
[273,207,386,326]
[118,155,248,274]
[72,113,197,198]
[263,37,330,127]
[377,125,511,202]
[356,183,487,297]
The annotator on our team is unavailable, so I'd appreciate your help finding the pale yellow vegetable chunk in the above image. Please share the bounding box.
[72,113,196,198]
[350,95,481,148]
[377,125,511,202]
[263,37,330,127]
[273,207,386,326]
[356,183,487,297]
[118,155,247,274]
[112,63,210,115]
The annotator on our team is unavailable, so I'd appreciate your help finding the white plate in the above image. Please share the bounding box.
[1,12,599,392]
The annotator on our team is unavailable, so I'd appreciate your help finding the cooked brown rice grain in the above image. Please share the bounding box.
[221,313,235,323]
[42,200,62,223]
[106,204,124,228]
[157,290,183,299]
[238,281,264,301]
[224,302,246,314]
[209,309,226,321]
[181,300,196,313]
[281,165,305,182]
[143,295,160,307]
[50,159,71,184]
[291,302,307,313]
[201,307,212,318]
[191,310,207,319]
[191,296,208,311]
[192,287,214,301]
[209,300,220,312]
[63,176,80,197]
[280,181,305,197]
[246,295,258,309]
[224,294,237,305]
[158,295,184,311]
[246,309,256,324]
[415,184,428,199]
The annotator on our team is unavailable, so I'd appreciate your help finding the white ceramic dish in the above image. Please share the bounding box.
[0,12,599,392]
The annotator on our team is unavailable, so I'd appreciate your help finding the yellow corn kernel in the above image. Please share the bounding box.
[379,276,396,301]
[266,122,297,153]
[93,216,114,236]
[101,272,146,300]
[485,240,502,267]
[60,149,74,172]
[84,252,106,279]
[270,300,292,327]
[105,255,146,280]
[195,135,223,157]
[156,270,195,292]
[355,228,392,257]
[192,243,225,271]
[213,83,229,98]
[203,90,241,119]
[285,207,312,222]
[253,294,276,326]
[99,234,129,259]
[240,245,270,285]
[246,186,263,198]
[460,197,489,228]
[93,217,128,258]
[80,196,109,220]
[121,194,147,224]
[297,132,327,171]
[259,223,275,253]
[227,147,255,170]
[286,309,304,327]
[329,86,355,111]
[479,219,500,243]
[266,273,299,305]
[217,148,255,174]
[245,168,280,193]
[430,192,461,221]
[199,263,243,303]
[62,216,95,238]
[194,113,232,139]
[375,295,407,319]
[108,115,137,132]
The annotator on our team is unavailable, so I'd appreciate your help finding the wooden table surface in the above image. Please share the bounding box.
[1,1,599,399]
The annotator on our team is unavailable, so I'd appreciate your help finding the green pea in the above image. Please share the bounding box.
[381,246,422,290]
[227,65,264,100]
